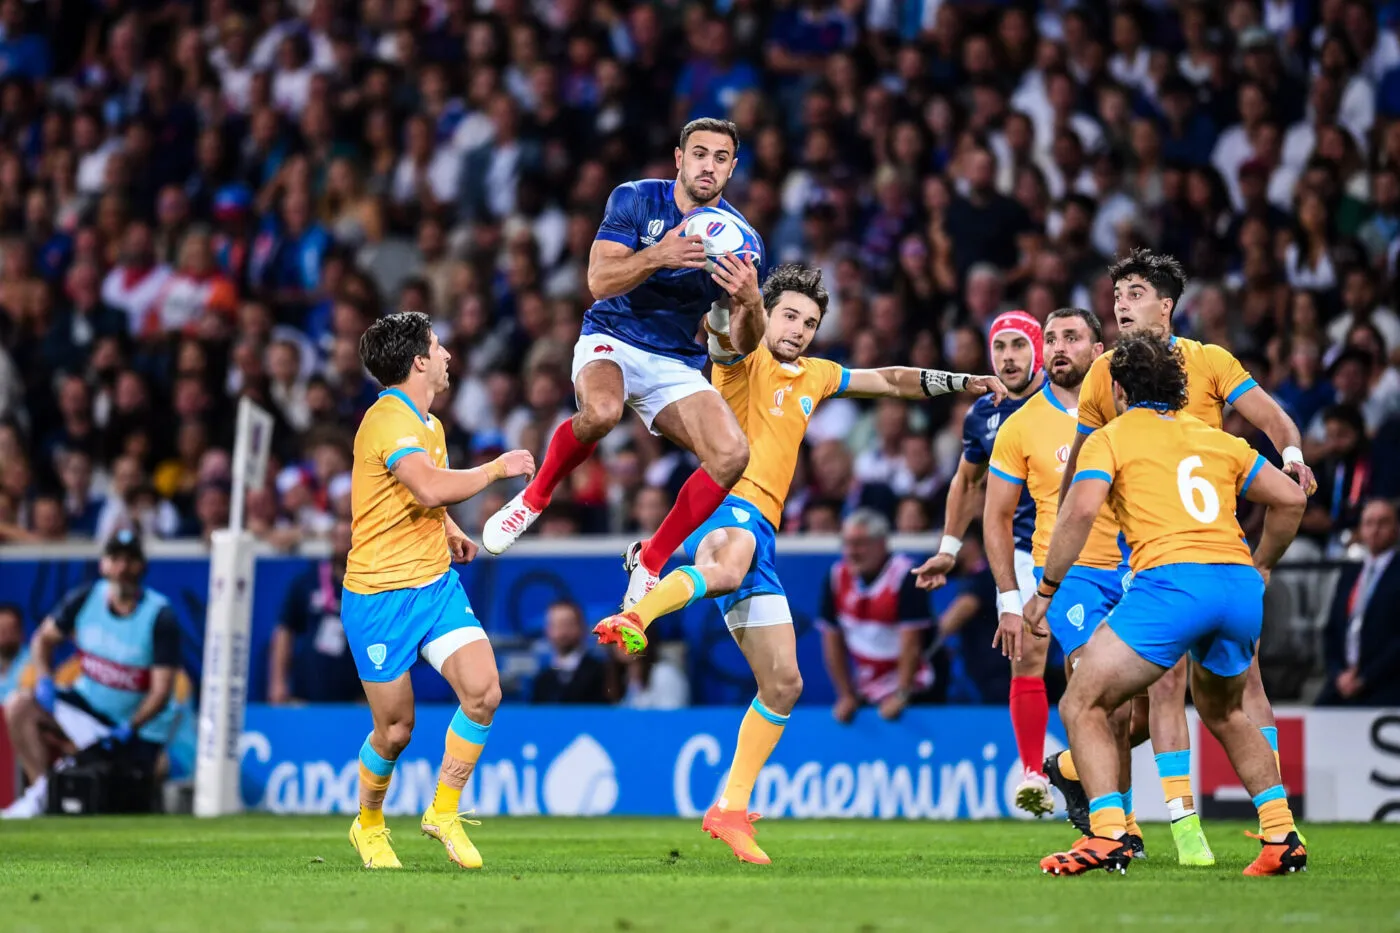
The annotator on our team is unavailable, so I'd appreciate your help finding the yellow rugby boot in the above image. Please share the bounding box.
[349,818,402,869]
[421,806,484,869]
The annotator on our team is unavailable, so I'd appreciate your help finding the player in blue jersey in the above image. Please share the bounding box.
[913,310,1055,805]
[2,531,181,818]
[484,117,764,609]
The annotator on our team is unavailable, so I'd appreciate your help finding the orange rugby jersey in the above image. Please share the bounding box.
[344,388,451,594]
[1073,407,1265,573]
[714,343,848,529]
[988,384,1123,569]
[1077,336,1256,435]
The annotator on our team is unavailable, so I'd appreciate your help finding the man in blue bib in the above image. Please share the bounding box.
[2,530,181,819]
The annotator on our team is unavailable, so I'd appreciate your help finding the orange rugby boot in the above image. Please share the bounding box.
[702,804,771,865]
[1243,831,1307,876]
[1040,835,1133,876]
[593,611,648,655]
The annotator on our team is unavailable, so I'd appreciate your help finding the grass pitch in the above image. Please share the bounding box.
[3,817,1398,933]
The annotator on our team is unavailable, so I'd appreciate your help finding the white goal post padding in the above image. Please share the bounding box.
[194,399,272,817]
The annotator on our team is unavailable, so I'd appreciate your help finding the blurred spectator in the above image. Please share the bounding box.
[1319,499,1400,706]
[268,520,362,704]
[1302,404,1372,551]
[0,0,1393,558]
[531,601,608,704]
[608,641,690,710]
[0,603,26,702]
[817,509,936,723]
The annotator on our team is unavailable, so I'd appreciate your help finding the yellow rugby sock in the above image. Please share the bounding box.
[1058,749,1079,782]
[632,567,705,630]
[358,736,397,829]
[1088,793,1127,840]
[1255,789,1296,841]
[432,709,490,814]
[719,699,788,813]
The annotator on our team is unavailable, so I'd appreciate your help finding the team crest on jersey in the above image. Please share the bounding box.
[1067,604,1085,630]
[800,396,814,417]
[368,643,387,669]
[730,506,751,523]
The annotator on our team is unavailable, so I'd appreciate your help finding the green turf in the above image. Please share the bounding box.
[3,817,1398,933]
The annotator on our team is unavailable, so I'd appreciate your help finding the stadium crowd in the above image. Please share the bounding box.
[0,0,1398,566]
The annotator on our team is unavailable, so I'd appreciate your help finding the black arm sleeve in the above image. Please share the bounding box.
[897,570,931,624]
[150,606,182,668]
[50,583,97,635]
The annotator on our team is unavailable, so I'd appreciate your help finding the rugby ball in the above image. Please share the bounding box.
[682,205,761,273]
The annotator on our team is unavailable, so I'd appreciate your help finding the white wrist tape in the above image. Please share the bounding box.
[996,591,1024,616]
[921,370,973,397]
[938,535,963,557]
[1282,445,1304,466]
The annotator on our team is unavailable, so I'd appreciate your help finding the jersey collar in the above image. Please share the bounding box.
[379,387,429,424]
[1041,379,1073,414]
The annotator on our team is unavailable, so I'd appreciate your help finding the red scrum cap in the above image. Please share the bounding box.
[988,310,1044,373]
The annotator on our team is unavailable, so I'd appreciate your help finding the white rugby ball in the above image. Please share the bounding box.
[682,206,761,272]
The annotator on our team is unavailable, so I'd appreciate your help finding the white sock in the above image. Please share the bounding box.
[1167,796,1195,821]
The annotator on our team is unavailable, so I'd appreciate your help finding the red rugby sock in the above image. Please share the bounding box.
[521,418,596,512]
[1009,676,1048,773]
[638,468,729,574]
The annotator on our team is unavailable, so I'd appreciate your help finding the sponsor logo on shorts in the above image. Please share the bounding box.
[368,643,387,669]
[593,344,615,354]
[730,506,751,523]
[1067,604,1085,630]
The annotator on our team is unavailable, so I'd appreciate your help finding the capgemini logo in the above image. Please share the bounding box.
[542,735,618,816]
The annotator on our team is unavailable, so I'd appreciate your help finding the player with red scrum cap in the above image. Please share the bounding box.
[911,310,1055,807]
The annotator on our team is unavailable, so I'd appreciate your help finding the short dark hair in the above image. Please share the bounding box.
[679,117,739,151]
[359,311,433,388]
[1108,332,1189,411]
[1107,248,1188,312]
[1046,307,1103,343]
[762,264,829,318]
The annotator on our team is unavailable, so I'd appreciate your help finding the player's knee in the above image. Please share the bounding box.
[706,433,749,486]
[1010,641,1048,678]
[706,562,746,595]
[380,719,415,757]
[575,397,623,440]
[462,677,502,724]
[764,666,803,714]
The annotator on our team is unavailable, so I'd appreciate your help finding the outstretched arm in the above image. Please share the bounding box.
[842,367,1006,402]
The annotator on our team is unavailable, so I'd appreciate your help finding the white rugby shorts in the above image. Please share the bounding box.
[571,334,717,435]
[1014,549,1037,603]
